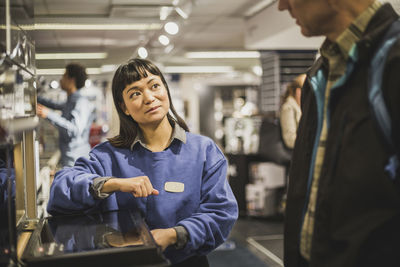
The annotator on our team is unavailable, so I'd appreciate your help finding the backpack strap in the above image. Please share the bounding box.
[368,19,400,180]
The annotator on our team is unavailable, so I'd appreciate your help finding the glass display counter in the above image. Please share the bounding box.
[21,209,169,267]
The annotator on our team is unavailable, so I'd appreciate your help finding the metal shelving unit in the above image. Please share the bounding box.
[1,0,39,266]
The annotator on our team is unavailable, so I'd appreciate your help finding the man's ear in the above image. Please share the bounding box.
[120,102,129,116]
[69,77,77,89]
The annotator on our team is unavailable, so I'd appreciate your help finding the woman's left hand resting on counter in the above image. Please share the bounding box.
[151,228,178,251]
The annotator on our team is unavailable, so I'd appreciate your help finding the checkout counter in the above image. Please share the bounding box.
[20,209,168,267]
[0,0,168,266]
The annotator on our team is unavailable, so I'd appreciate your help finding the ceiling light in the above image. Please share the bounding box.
[175,7,188,19]
[252,66,263,76]
[37,68,101,75]
[50,80,59,89]
[164,66,234,73]
[158,35,170,46]
[101,64,118,73]
[160,6,173,21]
[164,44,174,54]
[37,69,64,75]
[85,80,92,88]
[83,68,102,75]
[138,47,148,59]
[185,51,260,59]
[164,22,179,35]
[0,24,34,31]
[34,23,162,30]
[36,52,107,60]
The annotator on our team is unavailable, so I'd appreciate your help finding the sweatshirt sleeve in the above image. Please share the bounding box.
[47,152,106,215]
[176,142,238,256]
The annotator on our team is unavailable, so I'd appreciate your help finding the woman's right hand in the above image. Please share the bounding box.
[101,176,159,197]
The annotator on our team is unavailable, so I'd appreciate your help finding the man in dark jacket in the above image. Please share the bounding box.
[278,0,400,266]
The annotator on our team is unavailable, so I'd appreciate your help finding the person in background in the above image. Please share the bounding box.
[280,74,306,149]
[37,63,95,167]
[278,0,400,266]
[46,58,238,266]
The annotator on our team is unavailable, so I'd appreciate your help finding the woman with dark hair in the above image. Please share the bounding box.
[47,58,238,266]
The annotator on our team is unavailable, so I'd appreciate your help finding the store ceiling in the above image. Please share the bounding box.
[30,0,400,76]
[33,0,273,75]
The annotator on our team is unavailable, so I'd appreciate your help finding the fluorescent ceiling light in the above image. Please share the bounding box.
[0,25,24,30]
[37,68,101,75]
[37,69,64,75]
[185,51,260,59]
[160,6,173,20]
[34,23,162,30]
[158,35,170,46]
[101,64,118,73]
[164,66,234,73]
[175,7,188,19]
[36,52,107,60]
[164,44,174,54]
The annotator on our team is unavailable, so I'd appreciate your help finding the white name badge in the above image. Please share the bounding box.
[164,182,184,193]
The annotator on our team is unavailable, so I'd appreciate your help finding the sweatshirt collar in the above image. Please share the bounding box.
[130,121,187,150]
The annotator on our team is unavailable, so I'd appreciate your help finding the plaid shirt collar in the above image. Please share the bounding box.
[320,1,382,61]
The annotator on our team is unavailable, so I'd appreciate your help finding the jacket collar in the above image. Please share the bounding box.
[356,3,399,63]
[307,56,325,79]
[307,3,398,80]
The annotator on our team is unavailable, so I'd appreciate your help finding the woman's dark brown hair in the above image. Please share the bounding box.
[108,58,189,148]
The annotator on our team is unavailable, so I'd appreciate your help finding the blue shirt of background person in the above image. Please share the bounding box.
[37,63,95,167]
[46,58,238,266]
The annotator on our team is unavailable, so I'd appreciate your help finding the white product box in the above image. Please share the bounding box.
[249,162,286,189]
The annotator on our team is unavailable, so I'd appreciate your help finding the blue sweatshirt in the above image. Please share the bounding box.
[47,132,238,264]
